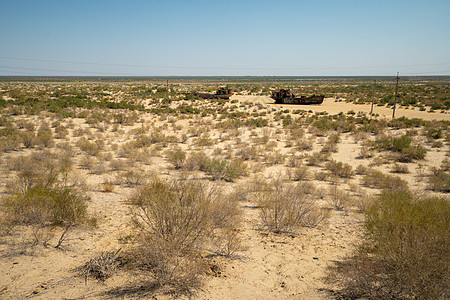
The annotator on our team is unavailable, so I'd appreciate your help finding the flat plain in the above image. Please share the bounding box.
[0,77,448,299]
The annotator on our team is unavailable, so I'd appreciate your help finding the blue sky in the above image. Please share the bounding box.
[1,0,449,76]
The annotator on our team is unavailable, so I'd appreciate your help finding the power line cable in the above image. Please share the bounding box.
[1,56,450,71]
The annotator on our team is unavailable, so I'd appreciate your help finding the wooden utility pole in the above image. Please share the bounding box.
[370,80,375,120]
[392,72,399,121]
[166,80,170,122]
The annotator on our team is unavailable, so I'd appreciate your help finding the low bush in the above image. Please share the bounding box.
[129,177,241,290]
[2,184,91,247]
[328,190,450,299]
[36,130,55,148]
[203,158,249,182]
[77,249,123,282]
[165,147,186,169]
[325,159,354,178]
[257,180,327,233]
[362,170,408,191]
[328,185,352,211]
[428,168,450,193]
[391,163,409,174]
[77,137,100,156]
[307,152,330,166]
[287,165,310,181]
[373,134,426,162]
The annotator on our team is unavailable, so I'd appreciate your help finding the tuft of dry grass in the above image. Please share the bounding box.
[77,249,123,281]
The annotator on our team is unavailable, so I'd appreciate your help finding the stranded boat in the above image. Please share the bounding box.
[271,89,324,105]
[193,87,234,99]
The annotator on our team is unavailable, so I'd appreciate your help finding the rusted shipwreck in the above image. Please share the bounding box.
[193,87,233,99]
[271,89,324,105]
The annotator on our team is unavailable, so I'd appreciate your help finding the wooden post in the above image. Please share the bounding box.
[370,80,375,120]
[166,79,170,122]
[392,72,399,121]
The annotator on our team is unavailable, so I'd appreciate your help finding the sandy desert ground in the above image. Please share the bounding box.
[0,81,448,299]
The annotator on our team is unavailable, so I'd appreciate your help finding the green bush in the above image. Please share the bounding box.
[362,170,408,191]
[426,128,443,140]
[3,185,89,227]
[203,158,248,182]
[396,144,426,162]
[374,134,426,162]
[329,190,450,299]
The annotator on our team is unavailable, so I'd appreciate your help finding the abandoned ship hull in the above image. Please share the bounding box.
[273,95,324,105]
[271,88,324,105]
[193,87,233,100]
[193,92,232,99]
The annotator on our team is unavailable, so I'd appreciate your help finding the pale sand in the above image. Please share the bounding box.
[233,95,450,121]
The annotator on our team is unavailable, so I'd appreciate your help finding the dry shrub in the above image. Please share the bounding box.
[185,152,248,182]
[165,147,186,169]
[184,151,209,171]
[358,145,374,159]
[352,131,368,143]
[129,177,241,290]
[328,190,450,299]
[286,154,304,168]
[257,179,326,233]
[77,249,123,281]
[129,149,152,165]
[428,167,450,193]
[36,130,55,148]
[119,169,145,187]
[7,151,73,193]
[321,133,340,153]
[315,171,329,181]
[109,159,128,171]
[325,159,354,178]
[287,165,310,181]
[307,152,330,166]
[328,185,352,211]
[21,131,36,148]
[263,151,285,165]
[76,137,100,156]
[355,164,368,175]
[0,134,22,152]
[103,180,115,193]
[362,170,408,191]
[391,163,409,174]
[296,138,313,151]
[235,144,258,161]
[355,193,374,213]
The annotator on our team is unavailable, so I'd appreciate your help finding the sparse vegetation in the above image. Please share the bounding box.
[0,77,448,299]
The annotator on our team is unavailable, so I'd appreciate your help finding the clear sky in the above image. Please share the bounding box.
[1,0,449,76]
